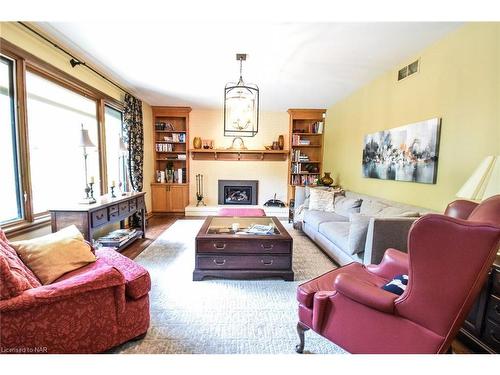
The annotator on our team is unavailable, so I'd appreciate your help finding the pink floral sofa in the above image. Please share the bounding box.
[0,230,150,353]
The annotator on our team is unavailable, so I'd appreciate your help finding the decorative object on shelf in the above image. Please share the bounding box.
[202,139,214,149]
[227,137,247,150]
[272,141,280,150]
[362,117,441,184]
[78,124,97,204]
[319,172,335,186]
[88,180,96,202]
[264,193,286,207]
[456,155,500,201]
[264,145,272,150]
[195,174,206,207]
[193,137,202,149]
[278,135,285,150]
[224,53,259,140]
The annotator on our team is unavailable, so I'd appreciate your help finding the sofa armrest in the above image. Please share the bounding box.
[334,273,397,314]
[363,217,417,265]
[366,248,409,279]
[294,186,306,208]
[0,264,124,312]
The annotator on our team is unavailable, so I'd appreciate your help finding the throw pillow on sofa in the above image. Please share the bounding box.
[377,206,420,218]
[333,196,363,217]
[347,213,372,255]
[10,225,96,285]
[309,188,335,212]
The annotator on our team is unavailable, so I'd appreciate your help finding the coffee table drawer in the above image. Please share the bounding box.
[197,255,290,270]
[91,208,108,228]
[197,239,291,254]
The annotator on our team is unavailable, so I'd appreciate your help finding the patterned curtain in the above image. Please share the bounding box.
[123,94,143,192]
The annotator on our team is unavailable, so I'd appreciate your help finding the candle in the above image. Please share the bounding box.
[111,180,116,187]
[89,176,94,184]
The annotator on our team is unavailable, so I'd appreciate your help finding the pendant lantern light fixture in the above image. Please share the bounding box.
[224,53,259,138]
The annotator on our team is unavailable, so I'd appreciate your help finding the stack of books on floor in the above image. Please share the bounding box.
[97,229,138,248]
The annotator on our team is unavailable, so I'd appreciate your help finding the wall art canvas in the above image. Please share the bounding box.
[362,118,441,184]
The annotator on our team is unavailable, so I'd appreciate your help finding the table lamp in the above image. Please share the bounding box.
[79,124,97,204]
[456,155,500,201]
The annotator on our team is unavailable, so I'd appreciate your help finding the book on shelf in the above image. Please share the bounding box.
[312,121,324,134]
[177,154,187,160]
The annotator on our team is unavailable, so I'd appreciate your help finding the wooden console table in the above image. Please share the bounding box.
[50,192,146,251]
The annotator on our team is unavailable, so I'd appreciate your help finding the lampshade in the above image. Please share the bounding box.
[224,54,259,137]
[78,124,96,148]
[456,155,500,200]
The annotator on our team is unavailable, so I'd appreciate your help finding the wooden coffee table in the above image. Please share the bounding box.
[193,216,294,281]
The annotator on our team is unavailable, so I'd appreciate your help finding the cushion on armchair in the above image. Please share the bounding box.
[9,225,96,285]
[0,230,41,300]
[381,274,408,295]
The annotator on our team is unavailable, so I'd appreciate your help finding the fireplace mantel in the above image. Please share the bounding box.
[190,149,288,161]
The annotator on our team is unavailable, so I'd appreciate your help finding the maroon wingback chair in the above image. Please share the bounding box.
[296,195,500,354]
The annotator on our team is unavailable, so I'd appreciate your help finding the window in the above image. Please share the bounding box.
[0,55,23,225]
[105,105,128,192]
[26,71,100,215]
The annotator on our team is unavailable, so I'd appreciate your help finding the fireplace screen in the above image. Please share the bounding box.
[224,186,252,204]
[218,180,258,205]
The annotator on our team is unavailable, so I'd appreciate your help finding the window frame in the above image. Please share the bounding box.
[0,54,24,225]
[104,103,127,193]
[0,38,125,236]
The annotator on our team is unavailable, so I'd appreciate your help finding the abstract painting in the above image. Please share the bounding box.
[362,118,441,184]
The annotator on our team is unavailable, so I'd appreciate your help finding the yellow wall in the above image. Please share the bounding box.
[189,109,289,205]
[0,22,154,213]
[323,23,500,211]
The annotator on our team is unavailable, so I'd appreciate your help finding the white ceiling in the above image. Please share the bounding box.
[37,22,462,111]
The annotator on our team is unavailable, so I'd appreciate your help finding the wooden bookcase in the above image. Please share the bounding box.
[151,106,191,213]
[287,108,327,200]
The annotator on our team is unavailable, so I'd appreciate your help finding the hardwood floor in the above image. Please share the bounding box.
[122,214,475,354]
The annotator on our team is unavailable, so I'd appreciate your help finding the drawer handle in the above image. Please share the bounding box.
[213,243,226,250]
[95,213,104,220]
[491,330,500,344]
[260,244,274,250]
[261,259,274,266]
[213,259,226,266]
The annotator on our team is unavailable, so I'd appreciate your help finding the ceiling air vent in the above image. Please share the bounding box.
[398,59,419,81]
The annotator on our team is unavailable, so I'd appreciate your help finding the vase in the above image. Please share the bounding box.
[320,172,334,186]
[278,135,284,150]
[193,137,202,149]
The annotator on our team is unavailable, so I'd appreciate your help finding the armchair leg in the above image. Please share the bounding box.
[295,322,309,353]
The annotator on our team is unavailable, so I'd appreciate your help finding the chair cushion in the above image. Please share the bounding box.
[9,225,96,285]
[381,274,409,295]
[318,222,350,251]
[297,262,388,308]
[304,209,348,230]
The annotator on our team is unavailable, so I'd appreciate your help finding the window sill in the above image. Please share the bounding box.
[2,215,51,237]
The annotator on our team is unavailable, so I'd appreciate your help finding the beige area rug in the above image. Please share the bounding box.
[110,220,346,354]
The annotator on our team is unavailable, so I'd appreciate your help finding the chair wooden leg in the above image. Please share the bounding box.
[295,322,309,353]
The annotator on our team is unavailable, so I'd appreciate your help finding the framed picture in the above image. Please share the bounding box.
[362,118,441,184]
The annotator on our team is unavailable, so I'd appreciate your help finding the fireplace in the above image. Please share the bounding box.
[218,180,258,205]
